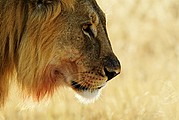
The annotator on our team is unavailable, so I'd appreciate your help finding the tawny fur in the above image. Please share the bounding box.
[0,0,121,107]
[0,0,75,106]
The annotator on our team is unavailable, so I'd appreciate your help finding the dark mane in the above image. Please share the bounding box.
[0,0,75,106]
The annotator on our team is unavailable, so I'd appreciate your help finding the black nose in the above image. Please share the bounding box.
[103,55,121,81]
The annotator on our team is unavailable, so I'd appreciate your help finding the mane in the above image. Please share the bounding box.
[0,0,75,106]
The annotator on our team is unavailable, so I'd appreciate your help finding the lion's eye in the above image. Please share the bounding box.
[82,24,95,38]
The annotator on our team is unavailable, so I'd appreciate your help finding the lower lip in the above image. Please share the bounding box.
[97,83,107,89]
[97,86,103,89]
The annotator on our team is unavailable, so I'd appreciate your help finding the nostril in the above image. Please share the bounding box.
[104,67,119,81]
[103,55,121,81]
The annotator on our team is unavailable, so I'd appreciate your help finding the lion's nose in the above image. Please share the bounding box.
[103,55,121,81]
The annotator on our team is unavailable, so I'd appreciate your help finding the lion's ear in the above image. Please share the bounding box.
[29,0,75,10]
[29,0,53,8]
[37,0,54,5]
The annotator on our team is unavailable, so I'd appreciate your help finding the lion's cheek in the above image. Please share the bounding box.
[33,61,78,100]
[50,61,78,86]
[32,65,66,100]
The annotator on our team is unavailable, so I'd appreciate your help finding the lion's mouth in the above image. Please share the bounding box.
[51,61,107,103]
[71,81,104,91]
[71,81,88,91]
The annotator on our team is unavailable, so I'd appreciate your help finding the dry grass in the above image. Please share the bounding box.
[1,0,179,120]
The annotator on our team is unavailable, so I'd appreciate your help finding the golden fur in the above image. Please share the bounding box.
[0,0,121,106]
[0,0,75,106]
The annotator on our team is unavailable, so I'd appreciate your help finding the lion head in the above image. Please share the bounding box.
[0,0,121,106]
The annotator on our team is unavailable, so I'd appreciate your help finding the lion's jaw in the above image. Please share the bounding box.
[51,58,107,103]
[75,89,102,104]
[74,81,107,104]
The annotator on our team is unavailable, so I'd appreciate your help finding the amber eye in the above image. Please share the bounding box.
[82,24,95,38]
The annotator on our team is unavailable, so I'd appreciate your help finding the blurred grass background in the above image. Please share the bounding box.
[1,0,179,119]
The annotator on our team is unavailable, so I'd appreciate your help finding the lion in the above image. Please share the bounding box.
[0,0,121,106]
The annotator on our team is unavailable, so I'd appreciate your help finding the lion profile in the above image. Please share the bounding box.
[0,0,121,106]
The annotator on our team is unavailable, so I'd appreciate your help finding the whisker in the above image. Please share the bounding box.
[71,80,90,91]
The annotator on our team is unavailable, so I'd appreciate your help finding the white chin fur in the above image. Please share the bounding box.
[75,89,102,104]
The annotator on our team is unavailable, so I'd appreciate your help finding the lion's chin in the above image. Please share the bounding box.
[75,89,102,104]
